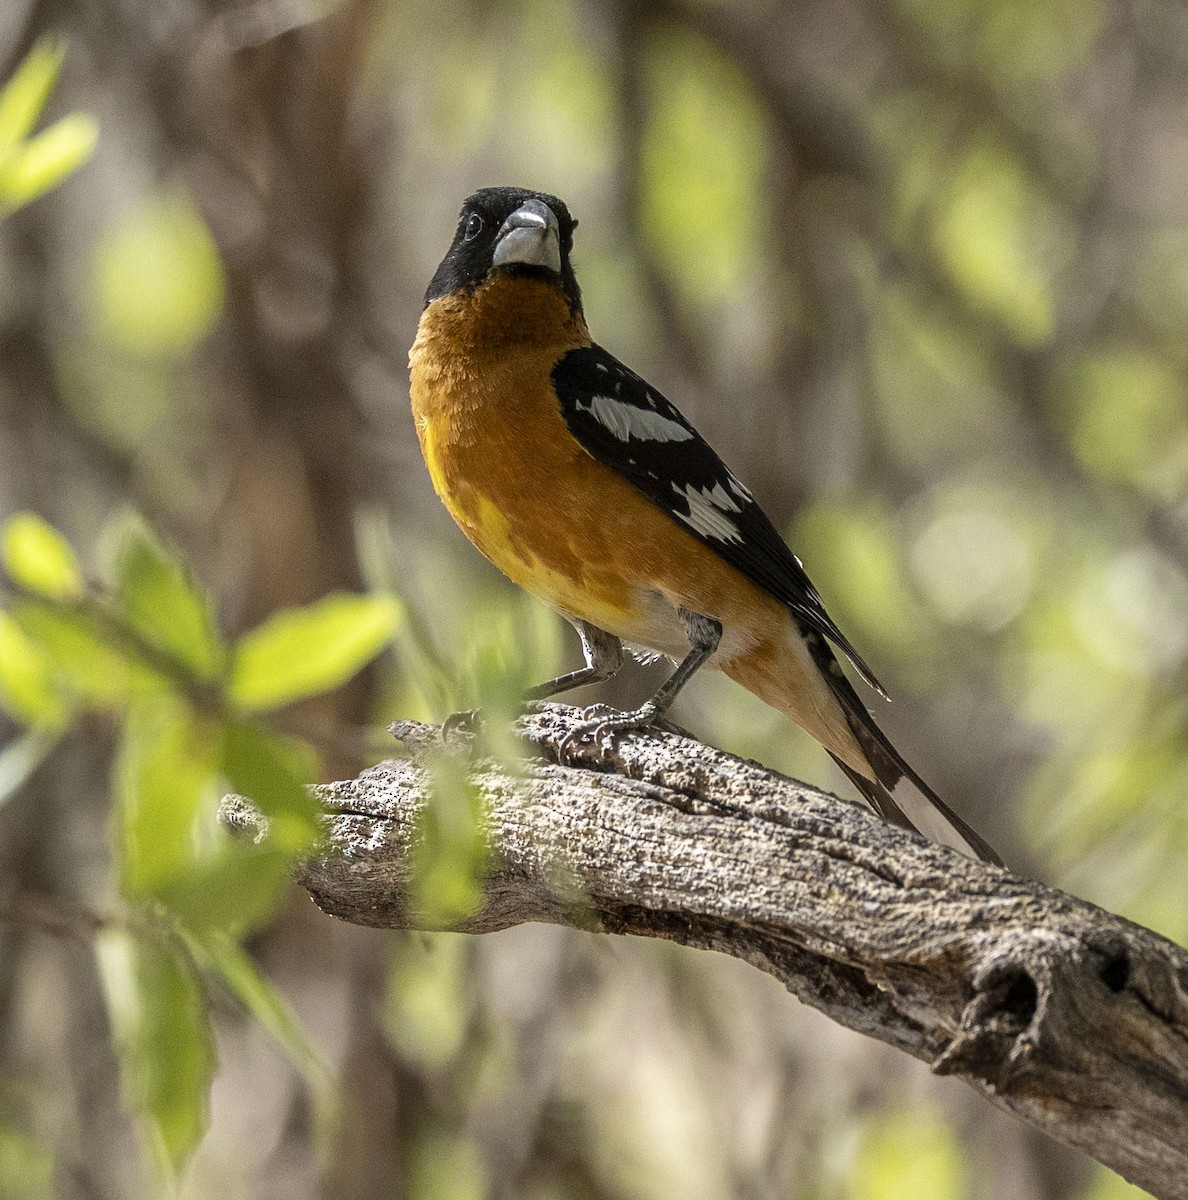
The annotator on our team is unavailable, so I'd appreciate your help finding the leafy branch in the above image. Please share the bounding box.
[0,510,401,1169]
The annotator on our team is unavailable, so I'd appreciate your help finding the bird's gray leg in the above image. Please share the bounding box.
[443,620,624,734]
[525,620,625,700]
[560,608,721,754]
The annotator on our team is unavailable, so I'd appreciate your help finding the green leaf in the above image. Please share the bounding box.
[115,700,295,934]
[1,513,83,601]
[0,611,68,727]
[111,713,318,941]
[95,928,215,1173]
[154,837,294,937]
[114,697,302,937]
[0,728,60,809]
[116,698,218,900]
[13,601,134,709]
[221,720,321,853]
[0,113,98,212]
[111,512,222,680]
[0,38,65,163]
[229,592,401,713]
[187,930,329,1090]
[411,754,488,928]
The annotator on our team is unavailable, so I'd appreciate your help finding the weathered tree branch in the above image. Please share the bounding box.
[220,704,1188,1197]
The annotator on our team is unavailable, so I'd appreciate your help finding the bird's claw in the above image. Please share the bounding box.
[442,708,482,738]
[558,702,658,760]
[557,703,613,758]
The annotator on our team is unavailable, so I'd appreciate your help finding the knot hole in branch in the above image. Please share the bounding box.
[985,966,1040,1030]
[1098,948,1131,994]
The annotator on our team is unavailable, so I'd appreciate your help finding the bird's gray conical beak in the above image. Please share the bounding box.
[491,199,561,273]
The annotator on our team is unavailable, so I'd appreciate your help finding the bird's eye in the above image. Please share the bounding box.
[463,213,483,242]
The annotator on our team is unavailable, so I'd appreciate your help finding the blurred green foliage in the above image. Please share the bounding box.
[95,927,215,1172]
[0,509,401,1170]
[409,1124,488,1200]
[0,38,97,216]
[848,1107,967,1200]
[897,0,1103,85]
[384,934,472,1069]
[1057,350,1188,499]
[90,191,225,356]
[935,138,1067,344]
[641,25,769,311]
[0,1125,54,1199]
[412,754,489,928]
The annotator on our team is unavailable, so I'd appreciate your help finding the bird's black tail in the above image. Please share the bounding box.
[801,627,1003,866]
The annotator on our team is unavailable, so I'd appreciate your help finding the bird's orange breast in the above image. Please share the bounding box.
[409,276,646,634]
[407,274,794,656]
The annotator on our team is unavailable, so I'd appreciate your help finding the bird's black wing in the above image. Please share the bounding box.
[552,345,885,696]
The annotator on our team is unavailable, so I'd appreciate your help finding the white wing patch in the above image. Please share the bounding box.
[672,481,744,543]
[578,394,695,444]
[726,474,752,502]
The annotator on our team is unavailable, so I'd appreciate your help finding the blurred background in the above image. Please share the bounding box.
[1,0,1185,1196]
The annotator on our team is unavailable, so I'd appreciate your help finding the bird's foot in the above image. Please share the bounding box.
[558,701,659,760]
[441,708,482,738]
[443,700,545,742]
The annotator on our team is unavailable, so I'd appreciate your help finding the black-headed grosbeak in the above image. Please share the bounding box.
[409,186,1001,865]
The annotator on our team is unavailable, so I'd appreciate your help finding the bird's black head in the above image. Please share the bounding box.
[424,187,582,315]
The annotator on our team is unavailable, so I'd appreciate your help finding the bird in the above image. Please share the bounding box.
[407,186,1002,865]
